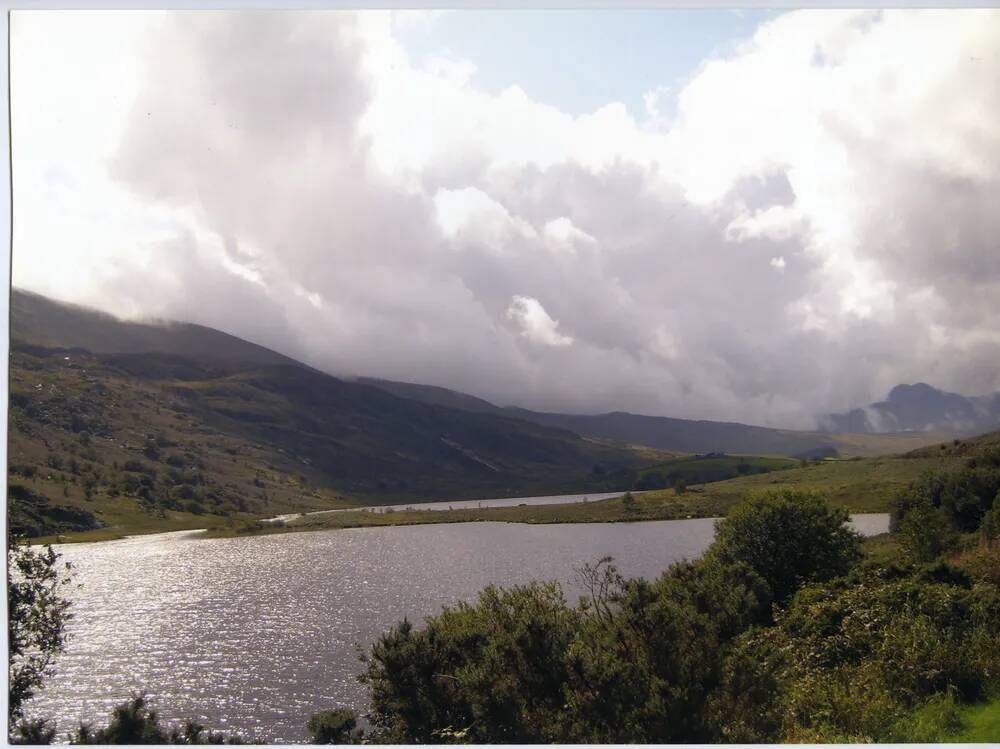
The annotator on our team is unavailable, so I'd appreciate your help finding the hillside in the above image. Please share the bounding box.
[356,377,502,414]
[15,289,955,461]
[11,288,303,369]
[7,293,676,539]
[360,378,950,457]
[265,429,1000,535]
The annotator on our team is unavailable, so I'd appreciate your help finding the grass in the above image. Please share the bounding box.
[46,431,1000,544]
[859,531,902,564]
[947,695,1000,742]
[190,441,994,539]
[278,452,962,533]
[634,454,799,487]
[682,454,957,513]
[828,430,960,457]
[32,516,224,545]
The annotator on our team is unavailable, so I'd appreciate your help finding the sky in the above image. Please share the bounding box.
[10,9,1000,429]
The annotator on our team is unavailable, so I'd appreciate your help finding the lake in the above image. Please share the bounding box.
[27,514,889,743]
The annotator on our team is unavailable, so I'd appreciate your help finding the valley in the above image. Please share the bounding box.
[8,289,984,544]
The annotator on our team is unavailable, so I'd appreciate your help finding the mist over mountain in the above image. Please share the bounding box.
[820,382,1000,435]
[9,288,675,516]
[15,11,1000,430]
[11,288,302,369]
[13,290,965,460]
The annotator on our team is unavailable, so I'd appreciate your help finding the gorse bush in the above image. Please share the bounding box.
[360,581,580,743]
[558,558,771,742]
[354,486,998,743]
[891,465,1000,560]
[358,490,859,743]
[712,568,1000,742]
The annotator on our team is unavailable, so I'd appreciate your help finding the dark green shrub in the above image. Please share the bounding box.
[10,717,57,744]
[361,581,579,743]
[897,502,959,563]
[707,489,861,602]
[306,709,358,744]
[72,695,242,744]
[712,567,1000,742]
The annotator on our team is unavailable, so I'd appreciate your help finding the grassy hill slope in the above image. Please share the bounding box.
[11,288,302,369]
[256,430,1000,535]
[7,343,670,541]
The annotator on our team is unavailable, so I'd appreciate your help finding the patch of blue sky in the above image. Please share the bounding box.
[396,9,778,120]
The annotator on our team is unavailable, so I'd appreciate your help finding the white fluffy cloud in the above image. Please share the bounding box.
[507,296,574,347]
[11,10,1000,427]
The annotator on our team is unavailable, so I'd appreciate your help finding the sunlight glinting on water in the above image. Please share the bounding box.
[30,515,889,743]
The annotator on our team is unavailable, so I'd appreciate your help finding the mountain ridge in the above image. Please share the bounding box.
[821,381,1000,435]
[10,289,964,462]
[8,290,680,538]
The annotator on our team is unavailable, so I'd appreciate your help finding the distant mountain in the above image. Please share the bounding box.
[501,408,839,457]
[820,383,1000,435]
[9,290,670,536]
[359,379,948,458]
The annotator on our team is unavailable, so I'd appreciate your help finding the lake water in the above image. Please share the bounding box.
[27,514,889,743]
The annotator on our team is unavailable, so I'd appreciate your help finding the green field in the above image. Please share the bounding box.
[633,453,799,488]
[204,433,1000,538]
[948,696,1000,742]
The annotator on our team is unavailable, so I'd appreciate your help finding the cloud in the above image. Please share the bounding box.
[11,9,1000,427]
[506,295,574,347]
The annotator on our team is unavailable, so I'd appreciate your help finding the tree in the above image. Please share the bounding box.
[8,541,73,731]
[707,489,861,603]
[307,709,358,744]
[897,501,958,563]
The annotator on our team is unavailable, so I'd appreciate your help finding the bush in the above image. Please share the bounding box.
[306,709,358,744]
[707,489,861,602]
[953,544,1000,586]
[897,502,959,563]
[355,481,993,745]
[361,581,579,743]
[9,718,56,745]
[360,552,772,744]
[980,498,1000,546]
[72,694,243,744]
[893,468,1000,537]
[712,568,1000,742]
[561,558,770,742]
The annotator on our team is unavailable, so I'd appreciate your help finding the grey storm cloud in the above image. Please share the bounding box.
[48,9,1000,428]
